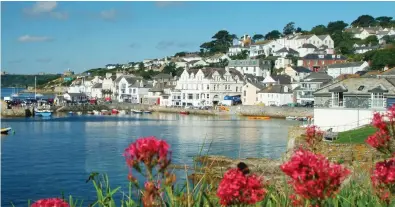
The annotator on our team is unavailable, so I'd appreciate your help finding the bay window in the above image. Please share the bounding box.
[332,92,344,107]
[371,93,385,108]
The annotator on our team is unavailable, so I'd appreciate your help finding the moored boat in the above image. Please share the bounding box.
[1,127,12,134]
[111,109,119,114]
[131,109,143,114]
[101,110,111,115]
[119,110,127,115]
[87,111,94,115]
[247,116,270,120]
[93,110,100,115]
[285,116,297,120]
[143,110,152,114]
[77,111,83,115]
[35,109,52,117]
[180,111,190,115]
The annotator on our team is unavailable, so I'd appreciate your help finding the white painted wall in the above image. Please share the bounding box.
[314,108,386,132]
[257,93,293,106]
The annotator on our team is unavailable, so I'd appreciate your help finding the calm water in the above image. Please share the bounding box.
[1,87,53,100]
[1,90,299,206]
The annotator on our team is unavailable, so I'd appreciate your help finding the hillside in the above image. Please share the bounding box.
[1,74,62,88]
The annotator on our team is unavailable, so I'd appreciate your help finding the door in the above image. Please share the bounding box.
[387,98,395,108]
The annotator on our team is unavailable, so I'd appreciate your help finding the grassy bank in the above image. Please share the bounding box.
[335,126,377,144]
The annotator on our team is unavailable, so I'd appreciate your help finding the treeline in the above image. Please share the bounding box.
[1,74,61,88]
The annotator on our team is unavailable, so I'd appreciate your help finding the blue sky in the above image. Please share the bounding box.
[2,1,395,74]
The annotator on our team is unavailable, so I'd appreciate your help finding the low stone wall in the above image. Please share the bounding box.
[1,101,31,117]
[237,106,313,118]
[150,106,220,116]
[56,105,110,112]
[318,143,382,165]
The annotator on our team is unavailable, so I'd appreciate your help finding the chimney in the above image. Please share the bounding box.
[140,80,144,88]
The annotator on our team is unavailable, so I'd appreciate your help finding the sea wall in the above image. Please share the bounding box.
[1,102,31,117]
[237,106,313,118]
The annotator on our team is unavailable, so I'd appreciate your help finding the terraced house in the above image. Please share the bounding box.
[176,67,245,106]
[313,77,395,132]
[227,59,271,77]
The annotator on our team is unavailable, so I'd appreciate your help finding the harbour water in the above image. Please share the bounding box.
[1,88,300,206]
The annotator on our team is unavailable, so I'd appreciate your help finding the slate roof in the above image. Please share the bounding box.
[327,62,365,69]
[314,77,395,96]
[317,35,330,41]
[66,93,86,97]
[301,43,318,49]
[275,47,299,54]
[303,72,333,81]
[244,74,264,82]
[291,66,311,73]
[303,54,347,60]
[248,81,266,90]
[186,67,244,81]
[272,74,292,84]
[295,34,315,40]
[228,59,262,67]
[92,83,102,89]
[258,85,293,94]
[149,82,174,92]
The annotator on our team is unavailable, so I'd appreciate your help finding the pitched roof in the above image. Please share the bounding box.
[303,54,347,60]
[275,47,299,54]
[295,34,315,40]
[92,83,102,89]
[272,74,292,84]
[314,77,395,95]
[327,62,366,69]
[258,85,293,94]
[186,67,244,81]
[66,92,86,97]
[303,72,333,81]
[316,35,330,41]
[247,81,266,90]
[290,66,311,73]
[149,82,174,92]
[301,43,318,49]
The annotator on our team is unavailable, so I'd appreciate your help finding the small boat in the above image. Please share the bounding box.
[101,110,111,115]
[77,112,83,115]
[143,110,152,114]
[119,110,127,115]
[93,110,100,115]
[1,127,12,134]
[111,109,119,114]
[68,111,74,115]
[285,116,297,120]
[297,117,308,121]
[87,111,94,115]
[35,109,52,117]
[247,116,270,120]
[131,109,143,114]
[180,111,190,115]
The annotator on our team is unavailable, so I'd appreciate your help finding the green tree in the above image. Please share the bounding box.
[199,30,237,55]
[363,35,379,46]
[252,34,264,41]
[310,25,327,35]
[370,48,395,70]
[295,27,303,33]
[264,30,282,40]
[138,62,145,71]
[332,31,355,55]
[327,21,348,34]
[230,50,249,60]
[283,22,296,35]
[351,15,376,27]
[376,16,393,27]
[162,62,177,76]
[174,52,186,57]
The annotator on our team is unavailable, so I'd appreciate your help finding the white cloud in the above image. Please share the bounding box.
[23,1,68,20]
[100,9,117,21]
[18,35,53,43]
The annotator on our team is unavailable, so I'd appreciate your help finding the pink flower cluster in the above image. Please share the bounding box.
[280,149,350,203]
[216,168,266,206]
[123,136,171,170]
[371,158,395,202]
[305,125,323,148]
[31,198,69,207]
[366,112,392,153]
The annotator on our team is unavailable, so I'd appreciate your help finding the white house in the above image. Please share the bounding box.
[256,85,293,106]
[114,75,152,103]
[274,57,293,69]
[249,41,284,58]
[241,82,265,105]
[326,61,369,79]
[227,46,249,56]
[105,64,117,69]
[182,54,202,62]
[227,59,271,78]
[284,66,311,82]
[176,67,245,107]
[174,60,188,68]
[63,92,88,102]
[274,47,299,57]
[262,74,292,87]
[313,77,395,132]
[297,43,318,57]
[275,34,334,51]
[187,59,209,68]
[205,53,231,64]
[91,83,103,99]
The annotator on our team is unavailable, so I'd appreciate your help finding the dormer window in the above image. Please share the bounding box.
[358,86,365,91]
[371,93,385,108]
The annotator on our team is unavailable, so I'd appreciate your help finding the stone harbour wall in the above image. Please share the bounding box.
[237,106,314,118]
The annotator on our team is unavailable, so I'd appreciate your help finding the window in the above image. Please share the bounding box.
[133,89,136,94]
[214,85,216,90]
[244,90,246,96]
[129,89,132,94]
[236,87,238,92]
[196,94,200,99]
[332,92,344,107]
[182,94,185,99]
[188,94,193,99]
[206,84,209,90]
[358,86,365,91]
[372,93,384,108]
[207,94,210,99]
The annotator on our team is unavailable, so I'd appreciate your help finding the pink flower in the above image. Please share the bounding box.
[366,130,391,151]
[372,112,388,131]
[31,198,69,207]
[123,136,171,170]
[305,125,323,148]
[281,149,350,203]
[371,158,395,203]
[217,168,266,206]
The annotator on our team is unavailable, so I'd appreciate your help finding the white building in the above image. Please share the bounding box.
[227,46,249,56]
[182,54,202,62]
[63,92,88,102]
[205,53,231,64]
[187,59,209,68]
[227,59,271,78]
[297,43,318,57]
[256,85,293,106]
[273,47,299,57]
[326,61,369,79]
[249,41,284,58]
[284,65,312,82]
[114,75,152,103]
[176,67,245,107]
[353,44,381,54]
[313,77,395,132]
[105,64,117,69]
[275,34,334,51]
[91,83,103,99]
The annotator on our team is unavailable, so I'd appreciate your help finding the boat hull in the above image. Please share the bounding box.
[180,111,190,115]
[1,127,12,134]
